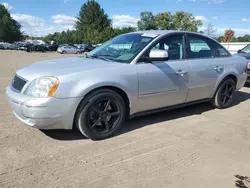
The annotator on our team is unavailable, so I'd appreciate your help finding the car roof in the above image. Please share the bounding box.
[130,30,207,37]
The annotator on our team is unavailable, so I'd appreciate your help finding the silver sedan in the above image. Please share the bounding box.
[6,30,248,140]
[57,45,80,54]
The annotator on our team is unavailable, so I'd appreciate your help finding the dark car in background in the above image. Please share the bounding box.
[0,44,4,50]
[236,44,250,83]
[78,44,95,53]
[26,44,48,52]
[17,43,32,51]
[47,44,59,51]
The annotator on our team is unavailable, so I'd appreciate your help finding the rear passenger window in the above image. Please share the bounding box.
[188,35,231,59]
[188,36,213,59]
[210,41,231,57]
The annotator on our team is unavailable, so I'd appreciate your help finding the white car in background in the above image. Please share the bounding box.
[57,45,80,54]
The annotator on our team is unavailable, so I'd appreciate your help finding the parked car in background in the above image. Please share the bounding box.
[94,43,102,48]
[6,30,248,140]
[9,44,17,50]
[58,44,70,48]
[17,43,31,51]
[78,44,95,53]
[0,44,4,50]
[57,45,80,54]
[236,44,250,83]
[0,42,11,49]
[26,44,48,52]
[47,44,59,51]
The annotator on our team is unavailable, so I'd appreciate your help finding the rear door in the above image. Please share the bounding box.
[186,34,232,102]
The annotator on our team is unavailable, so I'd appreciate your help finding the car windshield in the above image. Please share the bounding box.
[87,33,157,63]
[241,44,250,53]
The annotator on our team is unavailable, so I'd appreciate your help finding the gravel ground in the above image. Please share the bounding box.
[0,50,250,188]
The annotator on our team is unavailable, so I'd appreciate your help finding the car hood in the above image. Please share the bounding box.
[16,57,121,81]
[235,53,250,60]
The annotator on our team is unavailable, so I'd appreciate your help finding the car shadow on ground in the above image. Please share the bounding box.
[41,90,250,141]
[41,127,86,141]
[235,175,250,188]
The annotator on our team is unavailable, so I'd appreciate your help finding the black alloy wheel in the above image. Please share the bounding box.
[219,82,234,106]
[75,89,126,140]
[87,99,121,134]
[212,78,236,109]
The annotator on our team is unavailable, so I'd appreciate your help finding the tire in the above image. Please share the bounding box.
[211,78,236,109]
[62,51,66,54]
[75,89,126,140]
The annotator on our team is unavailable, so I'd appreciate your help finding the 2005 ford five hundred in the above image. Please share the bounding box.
[6,30,248,140]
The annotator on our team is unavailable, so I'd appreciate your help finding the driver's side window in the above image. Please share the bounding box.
[149,35,184,60]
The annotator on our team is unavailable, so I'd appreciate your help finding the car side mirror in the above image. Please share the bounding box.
[237,49,242,53]
[143,49,169,62]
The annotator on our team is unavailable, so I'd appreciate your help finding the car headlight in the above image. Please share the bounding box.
[24,77,59,98]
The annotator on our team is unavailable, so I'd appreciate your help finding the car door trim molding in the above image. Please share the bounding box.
[129,98,210,119]
[139,88,178,97]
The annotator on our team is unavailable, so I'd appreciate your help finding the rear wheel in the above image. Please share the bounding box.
[75,89,126,140]
[211,78,236,109]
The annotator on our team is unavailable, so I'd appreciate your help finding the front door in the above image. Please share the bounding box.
[137,34,191,112]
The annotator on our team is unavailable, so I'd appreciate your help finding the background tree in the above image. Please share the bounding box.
[137,11,157,30]
[137,11,202,32]
[215,34,250,42]
[223,29,235,42]
[113,27,136,36]
[0,5,23,42]
[76,0,112,43]
[44,26,136,45]
[172,11,202,32]
[155,12,173,30]
[236,35,250,42]
[204,22,217,38]
[216,36,224,42]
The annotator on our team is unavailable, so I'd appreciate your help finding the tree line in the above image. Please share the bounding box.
[44,2,203,45]
[1,0,250,44]
[44,1,202,44]
[216,29,250,42]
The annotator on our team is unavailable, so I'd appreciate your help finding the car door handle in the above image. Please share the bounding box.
[176,70,188,77]
[214,65,223,71]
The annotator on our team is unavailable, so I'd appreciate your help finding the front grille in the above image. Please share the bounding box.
[12,75,27,92]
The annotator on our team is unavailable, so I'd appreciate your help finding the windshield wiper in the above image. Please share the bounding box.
[87,54,114,62]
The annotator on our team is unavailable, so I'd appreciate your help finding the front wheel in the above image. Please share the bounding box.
[211,78,236,109]
[75,89,126,140]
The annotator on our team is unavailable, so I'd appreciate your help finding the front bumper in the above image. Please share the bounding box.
[6,85,82,130]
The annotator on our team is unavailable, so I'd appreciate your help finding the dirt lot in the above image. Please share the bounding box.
[1,50,250,188]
